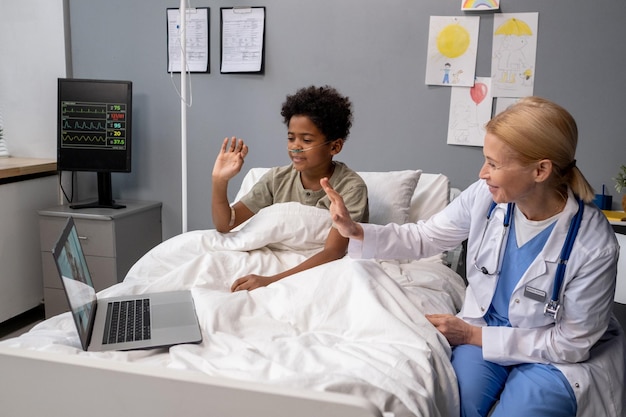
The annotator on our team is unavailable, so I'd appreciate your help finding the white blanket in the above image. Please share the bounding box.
[3,203,466,417]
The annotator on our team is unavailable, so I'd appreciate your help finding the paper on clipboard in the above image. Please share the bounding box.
[167,8,209,73]
[221,7,265,73]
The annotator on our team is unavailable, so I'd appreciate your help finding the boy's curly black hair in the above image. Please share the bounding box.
[280,85,353,141]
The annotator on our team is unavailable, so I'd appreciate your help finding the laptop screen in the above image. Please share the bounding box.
[52,217,97,349]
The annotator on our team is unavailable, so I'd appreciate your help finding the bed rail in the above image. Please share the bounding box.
[0,346,382,417]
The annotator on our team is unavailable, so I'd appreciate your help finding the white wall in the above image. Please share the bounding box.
[0,0,69,158]
[0,0,69,321]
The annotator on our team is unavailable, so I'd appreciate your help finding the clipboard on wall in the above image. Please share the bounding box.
[220,7,266,74]
[167,7,210,73]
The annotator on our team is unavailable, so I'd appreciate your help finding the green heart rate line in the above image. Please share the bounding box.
[62,119,106,131]
[62,103,107,118]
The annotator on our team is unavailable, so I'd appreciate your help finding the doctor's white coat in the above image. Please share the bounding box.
[350,179,625,417]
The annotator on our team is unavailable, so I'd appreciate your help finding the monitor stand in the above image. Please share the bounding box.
[70,172,126,210]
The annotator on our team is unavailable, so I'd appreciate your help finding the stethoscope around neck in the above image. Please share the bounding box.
[474,198,585,320]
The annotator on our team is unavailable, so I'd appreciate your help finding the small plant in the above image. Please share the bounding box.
[614,164,626,194]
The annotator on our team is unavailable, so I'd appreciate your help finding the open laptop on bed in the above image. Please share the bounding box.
[52,217,202,352]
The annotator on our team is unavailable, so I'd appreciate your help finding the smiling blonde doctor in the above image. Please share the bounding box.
[322,97,625,417]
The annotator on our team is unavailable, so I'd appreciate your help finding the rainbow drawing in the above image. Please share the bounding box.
[462,0,500,11]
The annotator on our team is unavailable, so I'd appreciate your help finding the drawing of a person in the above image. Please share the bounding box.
[493,17,533,86]
[450,103,473,143]
[495,36,529,84]
[442,63,451,84]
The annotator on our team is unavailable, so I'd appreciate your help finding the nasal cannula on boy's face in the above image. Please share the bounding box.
[287,142,329,153]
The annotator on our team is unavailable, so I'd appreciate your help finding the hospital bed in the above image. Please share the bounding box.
[0,168,466,417]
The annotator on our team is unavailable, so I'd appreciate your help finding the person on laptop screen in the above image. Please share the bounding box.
[57,229,96,337]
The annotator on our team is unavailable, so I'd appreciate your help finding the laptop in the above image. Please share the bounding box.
[52,216,202,352]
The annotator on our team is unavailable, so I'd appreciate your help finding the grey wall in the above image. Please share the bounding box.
[64,0,626,239]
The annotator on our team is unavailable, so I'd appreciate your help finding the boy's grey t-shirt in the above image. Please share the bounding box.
[239,161,369,223]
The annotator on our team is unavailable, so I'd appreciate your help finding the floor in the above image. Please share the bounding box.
[0,304,45,341]
[1,302,626,342]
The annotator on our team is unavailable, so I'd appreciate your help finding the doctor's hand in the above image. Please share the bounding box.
[231,274,277,292]
[426,314,483,347]
[212,137,249,182]
[320,177,364,241]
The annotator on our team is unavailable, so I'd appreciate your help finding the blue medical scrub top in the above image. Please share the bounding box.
[485,219,555,327]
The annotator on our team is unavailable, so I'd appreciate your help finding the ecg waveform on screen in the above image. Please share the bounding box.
[62,119,106,131]
[61,101,127,150]
[62,133,107,144]
[62,104,107,118]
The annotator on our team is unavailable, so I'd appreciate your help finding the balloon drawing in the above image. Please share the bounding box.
[470,82,488,105]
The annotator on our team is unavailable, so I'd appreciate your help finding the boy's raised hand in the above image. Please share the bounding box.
[212,137,249,181]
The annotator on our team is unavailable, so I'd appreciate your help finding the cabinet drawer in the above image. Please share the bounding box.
[41,252,60,289]
[40,217,115,257]
[86,256,119,290]
[42,252,117,292]
[43,287,69,319]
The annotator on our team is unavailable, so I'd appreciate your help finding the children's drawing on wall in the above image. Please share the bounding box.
[447,77,493,147]
[425,16,479,87]
[461,0,500,12]
[493,97,520,117]
[490,12,538,98]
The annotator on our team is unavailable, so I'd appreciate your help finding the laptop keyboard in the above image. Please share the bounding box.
[103,298,151,344]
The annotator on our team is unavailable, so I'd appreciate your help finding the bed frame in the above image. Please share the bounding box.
[0,170,457,417]
[0,345,382,417]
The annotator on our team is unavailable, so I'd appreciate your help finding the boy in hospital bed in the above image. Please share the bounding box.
[211,85,369,292]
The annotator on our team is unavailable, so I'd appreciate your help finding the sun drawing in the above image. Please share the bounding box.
[437,23,470,58]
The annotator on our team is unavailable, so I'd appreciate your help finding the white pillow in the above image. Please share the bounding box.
[357,170,422,225]
[235,168,422,225]
[234,167,270,202]
[409,173,450,222]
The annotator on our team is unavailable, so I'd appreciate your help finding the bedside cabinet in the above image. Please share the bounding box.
[39,200,162,318]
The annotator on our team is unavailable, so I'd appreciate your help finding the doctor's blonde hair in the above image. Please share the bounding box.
[485,96,595,203]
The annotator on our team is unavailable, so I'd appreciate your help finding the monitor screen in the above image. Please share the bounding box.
[57,78,132,209]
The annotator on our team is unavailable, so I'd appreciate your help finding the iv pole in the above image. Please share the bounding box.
[180,0,188,233]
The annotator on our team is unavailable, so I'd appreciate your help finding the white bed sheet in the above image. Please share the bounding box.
[3,202,465,417]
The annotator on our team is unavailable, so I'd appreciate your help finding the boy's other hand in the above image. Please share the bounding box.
[321,177,364,241]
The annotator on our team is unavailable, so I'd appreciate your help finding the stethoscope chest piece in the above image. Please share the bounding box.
[544,299,561,321]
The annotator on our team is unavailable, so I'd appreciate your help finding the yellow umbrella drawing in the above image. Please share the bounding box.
[495,18,533,36]
[494,18,533,84]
